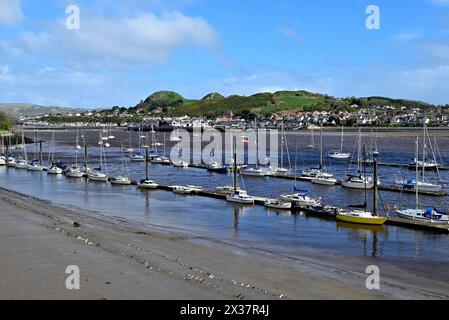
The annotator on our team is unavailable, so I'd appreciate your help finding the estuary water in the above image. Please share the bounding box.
[1,129,449,273]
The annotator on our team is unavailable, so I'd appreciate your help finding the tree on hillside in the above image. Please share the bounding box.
[0,112,12,131]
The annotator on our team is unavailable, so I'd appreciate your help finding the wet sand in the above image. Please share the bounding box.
[0,187,448,300]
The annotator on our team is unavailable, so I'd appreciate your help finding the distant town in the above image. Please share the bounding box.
[16,104,449,131]
[6,90,449,130]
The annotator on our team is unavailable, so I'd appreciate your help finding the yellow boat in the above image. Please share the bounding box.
[336,210,387,226]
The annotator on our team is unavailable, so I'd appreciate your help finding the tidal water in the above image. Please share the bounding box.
[1,129,449,268]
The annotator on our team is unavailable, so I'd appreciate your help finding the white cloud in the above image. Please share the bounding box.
[0,64,9,75]
[429,0,449,6]
[0,0,23,26]
[1,11,218,68]
[392,31,423,42]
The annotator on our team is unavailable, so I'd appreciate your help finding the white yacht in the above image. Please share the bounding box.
[137,179,159,189]
[7,157,17,167]
[172,186,194,194]
[226,189,255,205]
[47,164,63,175]
[130,153,145,162]
[240,167,267,177]
[173,160,189,168]
[328,150,351,160]
[0,156,5,166]
[395,178,442,192]
[111,176,132,185]
[397,208,449,224]
[28,161,44,172]
[66,166,85,178]
[88,170,108,182]
[15,158,29,170]
[280,192,321,207]
[342,175,375,190]
[312,172,338,186]
[329,127,351,160]
[264,199,292,210]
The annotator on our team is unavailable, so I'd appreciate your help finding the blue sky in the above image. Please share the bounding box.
[1,0,449,108]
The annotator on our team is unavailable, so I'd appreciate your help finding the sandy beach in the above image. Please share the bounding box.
[0,186,448,300]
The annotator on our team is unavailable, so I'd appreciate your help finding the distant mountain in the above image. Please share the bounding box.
[129,90,440,117]
[0,103,78,117]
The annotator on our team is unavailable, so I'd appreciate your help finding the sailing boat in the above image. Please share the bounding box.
[337,157,387,225]
[138,148,159,189]
[28,130,44,171]
[397,137,448,223]
[6,136,17,167]
[88,133,109,182]
[47,132,63,174]
[269,123,291,176]
[0,135,5,166]
[280,139,322,207]
[241,119,266,177]
[66,130,85,178]
[371,128,380,157]
[130,129,145,162]
[123,131,135,154]
[15,132,29,170]
[312,129,337,185]
[408,124,440,171]
[307,128,316,149]
[396,137,449,223]
[226,136,255,204]
[328,126,351,160]
[111,149,132,185]
[342,130,376,190]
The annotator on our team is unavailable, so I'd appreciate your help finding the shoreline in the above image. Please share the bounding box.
[1,186,449,300]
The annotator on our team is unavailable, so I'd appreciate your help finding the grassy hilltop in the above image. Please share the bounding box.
[130,90,437,118]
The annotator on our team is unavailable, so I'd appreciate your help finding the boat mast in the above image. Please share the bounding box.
[373,159,378,217]
[84,141,88,174]
[422,124,427,182]
[39,140,43,167]
[280,122,284,169]
[145,148,149,181]
[319,128,323,170]
[357,129,362,175]
[340,126,344,153]
[363,144,368,212]
[75,130,79,166]
[415,136,419,209]
[233,135,238,192]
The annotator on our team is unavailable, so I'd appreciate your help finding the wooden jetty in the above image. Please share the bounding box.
[351,160,449,171]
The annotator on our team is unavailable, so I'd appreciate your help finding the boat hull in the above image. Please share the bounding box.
[28,166,44,171]
[336,214,387,225]
[138,184,158,189]
[111,180,132,185]
[312,178,337,186]
[226,197,254,205]
[341,181,374,189]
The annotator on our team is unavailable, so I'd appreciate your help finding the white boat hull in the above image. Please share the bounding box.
[312,178,337,186]
[66,171,85,178]
[111,179,132,185]
[28,165,44,172]
[226,196,255,204]
[47,167,63,175]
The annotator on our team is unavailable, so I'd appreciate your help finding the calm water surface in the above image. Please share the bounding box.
[1,129,449,267]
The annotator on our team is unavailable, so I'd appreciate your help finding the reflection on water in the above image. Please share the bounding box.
[336,222,388,258]
[1,130,449,266]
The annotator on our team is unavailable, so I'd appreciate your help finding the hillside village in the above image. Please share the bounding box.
[14,90,449,130]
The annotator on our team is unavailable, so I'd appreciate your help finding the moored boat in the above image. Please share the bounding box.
[336,210,387,226]
[111,176,132,185]
[264,199,292,210]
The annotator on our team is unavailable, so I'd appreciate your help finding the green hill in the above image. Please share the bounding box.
[129,90,440,118]
[0,103,78,117]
